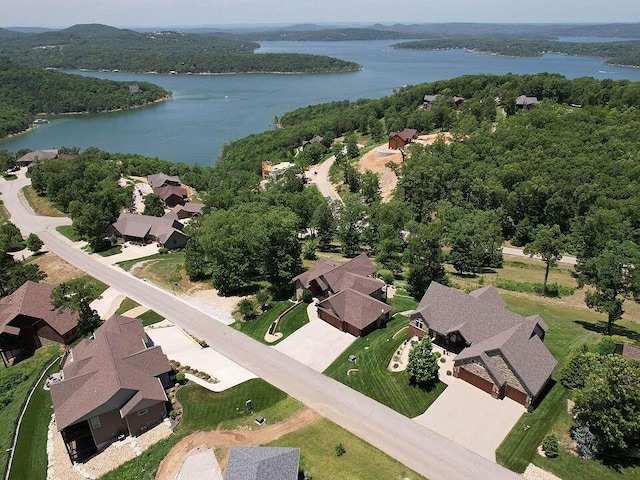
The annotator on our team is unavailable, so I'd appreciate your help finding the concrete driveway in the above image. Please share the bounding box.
[273,303,356,372]
[413,345,526,461]
[146,321,257,391]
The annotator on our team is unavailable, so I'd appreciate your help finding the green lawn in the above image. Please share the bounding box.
[324,315,446,418]
[176,378,296,433]
[269,418,427,480]
[117,252,184,272]
[0,346,61,479]
[78,275,109,298]
[388,288,419,313]
[231,301,308,345]
[56,225,82,242]
[137,310,164,326]
[8,359,61,480]
[97,244,122,257]
[21,186,65,217]
[0,199,9,223]
[115,297,142,315]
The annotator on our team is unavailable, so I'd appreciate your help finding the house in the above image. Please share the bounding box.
[422,94,441,109]
[301,135,324,149]
[128,84,142,94]
[409,282,557,407]
[50,315,172,462]
[162,203,204,221]
[452,95,466,106]
[153,185,188,208]
[293,254,390,336]
[224,447,300,480]
[388,128,418,150]
[0,281,78,365]
[147,173,181,189]
[16,149,59,167]
[615,342,640,361]
[108,212,187,249]
[261,161,294,180]
[516,95,539,110]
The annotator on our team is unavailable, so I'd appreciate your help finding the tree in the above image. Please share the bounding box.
[310,199,335,250]
[375,225,404,274]
[336,195,365,257]
[234,298,256,321]
[575,241,640,335]
[143,193,165,217]
[447,210,503,274]
[0,222,24,252]
[407,336,440,386]
[25,233,43,254]
[77,300,102,337]
[574,355,640,452]
[523,224,564,296]
[404,222,446,298]
[360,170,381,205]
[345,134,359,159]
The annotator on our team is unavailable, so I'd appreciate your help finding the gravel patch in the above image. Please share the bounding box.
[47,415,173,480]
[176,446,222,480]
[522,463,562,480]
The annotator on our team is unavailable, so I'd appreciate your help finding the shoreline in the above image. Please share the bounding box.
[0,94,172,142]
[66,67,361,76]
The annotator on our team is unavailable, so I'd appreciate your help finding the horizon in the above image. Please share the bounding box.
[1,0,639,29]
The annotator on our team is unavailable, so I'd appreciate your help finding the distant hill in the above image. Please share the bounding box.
[0,23,360,74]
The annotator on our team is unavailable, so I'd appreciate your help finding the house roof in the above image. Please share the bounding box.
[468,285,507,309]
[423,94,440,103]
[147,173,181,189]
[110,212,186,245]
[413,282,556,397]
[318,288,391,331]
[163,202,204,221]
[224,447,300,480]
[0,281,78,337]
[16,149,58,165]
[618,343,640,360]
[293,254,379,296]
[50,315,171,431]
[302,135,324,147]
[516,95,539,106]
[388,128,418,142]
[153,185,188,202]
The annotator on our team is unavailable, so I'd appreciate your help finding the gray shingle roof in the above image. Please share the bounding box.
[147,173,181,189]
[50,315,171,431]
[413,282,557,397]
[292,254,378,296]
[224,447,300,480]
[516,95,539,106]
[110,212,186,245]
[16,149,59,165]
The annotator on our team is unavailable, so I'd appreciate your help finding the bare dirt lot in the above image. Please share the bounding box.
[31,251,86,282]
[156,408,321,480]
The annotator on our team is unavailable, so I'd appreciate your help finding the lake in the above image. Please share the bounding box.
[4,39,640,165]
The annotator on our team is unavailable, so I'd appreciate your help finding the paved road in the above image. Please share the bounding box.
[0,171,521,480]
[502,246,577,265]
[312,155,343,203]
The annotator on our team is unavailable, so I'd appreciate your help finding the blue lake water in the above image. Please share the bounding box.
[3,39,640,165]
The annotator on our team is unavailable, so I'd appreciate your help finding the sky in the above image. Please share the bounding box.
[1,0,639,28]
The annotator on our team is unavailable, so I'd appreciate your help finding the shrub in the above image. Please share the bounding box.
[377,269,395,285]
[541,433,559,458]
[302,241,318,260]
[301,289,313,304]
[335,443,346,457]
[572,425,602,459]
[598,337,616,356]
[169,409,179,419]
[158,247,169,254]
[439,357,446,363]
[176,372,186,383]
[560,349,600,389]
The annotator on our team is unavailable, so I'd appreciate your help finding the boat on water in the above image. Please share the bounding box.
[34,118,49,124]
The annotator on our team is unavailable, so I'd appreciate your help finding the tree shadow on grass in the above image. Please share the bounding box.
[574,320,640,344]
[599,453,640,472]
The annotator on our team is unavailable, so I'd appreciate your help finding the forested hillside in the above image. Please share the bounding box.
[0,24,360,74]
[0,61,169,137]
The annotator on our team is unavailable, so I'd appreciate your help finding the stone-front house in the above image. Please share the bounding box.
[0,281,78,365]
[292,254,390,337]
[108,212,187,249]
[50,315,172,462]
[409,282,557,407]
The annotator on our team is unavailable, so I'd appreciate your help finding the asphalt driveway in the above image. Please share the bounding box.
[413,345,526,461]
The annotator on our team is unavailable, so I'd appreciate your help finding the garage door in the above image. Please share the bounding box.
[505,385,528,405]
[458,367,494,395]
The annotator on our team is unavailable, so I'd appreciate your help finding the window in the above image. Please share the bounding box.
[414,319,425,330]
[90,416,101,428]
[137,409,148,416]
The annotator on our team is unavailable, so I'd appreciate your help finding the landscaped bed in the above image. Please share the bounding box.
[232,301,309,345]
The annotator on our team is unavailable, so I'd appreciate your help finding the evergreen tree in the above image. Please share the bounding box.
[407,336,440,386]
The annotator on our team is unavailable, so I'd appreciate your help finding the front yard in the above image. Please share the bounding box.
[231,301,309,345]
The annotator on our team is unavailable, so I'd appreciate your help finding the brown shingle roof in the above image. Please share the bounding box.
[388,128,418,142]
[0,281,78,337]
[110,212,186,245]
[153,185,188,202]
[318,288,391,331]
[413,282,556,397]
[619,343,640,360]
[16,149,58,165]
[147,173,181,189]
[50,315,171,431]
[468,285,507,309]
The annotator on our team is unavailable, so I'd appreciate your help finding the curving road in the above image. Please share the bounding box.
[0,171,521,480]
[311,155,343,203]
